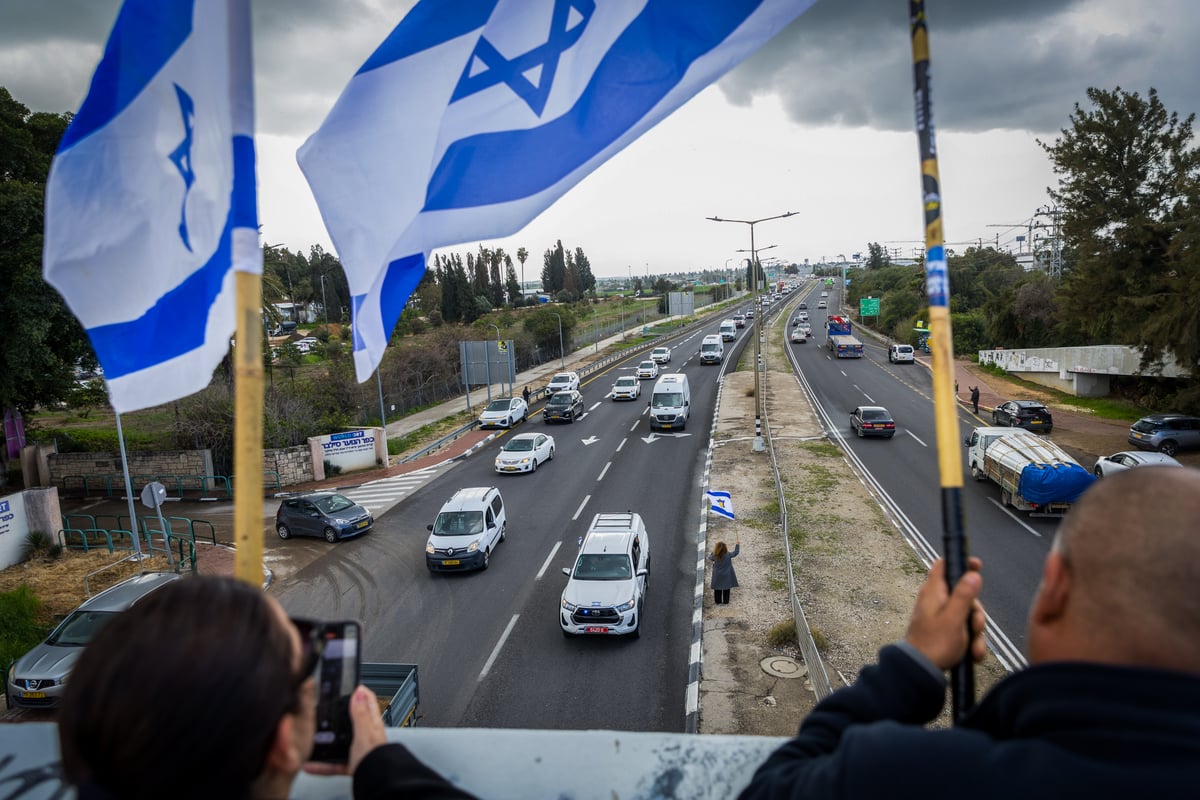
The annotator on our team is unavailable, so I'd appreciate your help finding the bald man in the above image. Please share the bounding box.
[739,466,1200,799]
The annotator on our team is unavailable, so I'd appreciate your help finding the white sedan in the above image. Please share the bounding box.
[1093,450,1182,477]
[635,360,659,380]
[478,397,528,429]
[650,346,672,364]
[495,432,555,473]
[546,371,580,393]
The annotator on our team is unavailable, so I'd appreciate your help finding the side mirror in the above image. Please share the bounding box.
[648,400,652,407]
[426,523,434,532]
[963,438,971,447]
[562,567,571,577]
[685,400,690,406]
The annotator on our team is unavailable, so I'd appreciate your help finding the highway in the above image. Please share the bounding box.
[272,302,763,731]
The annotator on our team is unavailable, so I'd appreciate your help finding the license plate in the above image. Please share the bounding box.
[356,520,369,529]
[503,466,517,471]
[661,424,673,430]
[1133,432,1144,438]
[20,691,46,699]
[585,626,608,634]
[1031,420,1042,425]
[442,559,461,566]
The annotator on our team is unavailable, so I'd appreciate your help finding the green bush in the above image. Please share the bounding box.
[767,620,798,648]
[0,586,47,677]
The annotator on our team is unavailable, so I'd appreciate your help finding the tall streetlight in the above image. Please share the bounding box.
[707,211,797,452]
[550,311,565,370]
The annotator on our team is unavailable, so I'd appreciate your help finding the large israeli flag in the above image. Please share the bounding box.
[43,0,260,414]
[300,0,815,381]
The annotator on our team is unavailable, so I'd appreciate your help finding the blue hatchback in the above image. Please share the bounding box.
[276,492,373,543]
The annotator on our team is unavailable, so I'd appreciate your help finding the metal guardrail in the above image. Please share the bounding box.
[761,292,835,701]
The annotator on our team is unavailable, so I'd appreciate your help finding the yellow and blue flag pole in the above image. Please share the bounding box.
[909,0,974,721]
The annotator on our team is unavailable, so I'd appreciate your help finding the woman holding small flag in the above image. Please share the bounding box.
[708,535,741,605]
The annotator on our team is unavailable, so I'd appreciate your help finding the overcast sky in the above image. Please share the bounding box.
[4,0,1198,278]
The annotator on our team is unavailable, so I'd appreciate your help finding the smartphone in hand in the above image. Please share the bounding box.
[310,620,362,763]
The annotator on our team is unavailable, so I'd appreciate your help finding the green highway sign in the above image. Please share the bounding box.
[860,297,880,316]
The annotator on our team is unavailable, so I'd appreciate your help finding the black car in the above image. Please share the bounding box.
[992,400,1053,433]
[543,389,585,423]
[275,492,373,543]
[850,406,895,439]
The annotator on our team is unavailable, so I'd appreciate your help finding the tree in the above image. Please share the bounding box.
[573,247,595,293]
[516,246,529,302]
[865,242,890,270]
[1041,87,1200,352]
[0,88,95,414]
[542,240,566,294]
[504,261,521,306]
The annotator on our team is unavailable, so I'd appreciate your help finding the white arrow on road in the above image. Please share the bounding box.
[581,436,599,446]
[641,432,692,444]
[641,433,659,444]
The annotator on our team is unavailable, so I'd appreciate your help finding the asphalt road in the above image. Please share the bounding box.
[784,285,1056,666]
[271,301,768,731]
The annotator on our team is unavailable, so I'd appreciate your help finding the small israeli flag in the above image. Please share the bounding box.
[706,490,735,520]
[300,0,816,383]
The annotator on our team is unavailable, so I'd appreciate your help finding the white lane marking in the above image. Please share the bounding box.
[854,386,875,403]
[840,370,848,377]
[629,420,640,432]
[905,430,928,447]
[616,437,628,452]
[589,402,601,411]
[597,461,611,481]
[987,498,1043,537]
[479,614,520,681]
[572,494,591,521]
[536,541,562,580]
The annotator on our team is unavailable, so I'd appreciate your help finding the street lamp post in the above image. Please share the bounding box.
[707,212,797,452]
[550,311,565,370]
[319,273,329,328]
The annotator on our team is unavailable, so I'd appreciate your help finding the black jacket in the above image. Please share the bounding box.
[355,743,478,799]
[739,644,1200,799]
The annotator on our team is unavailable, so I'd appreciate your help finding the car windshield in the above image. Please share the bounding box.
[504,438,534,452]
[548,394,571,406]
[551,374,572,384]
[47,609,117,647]
[616,378,636,387]
[653,392,683,408]
[573,553,633,580]
[433,511,484,536]
[861,409,890,421]
[702,344,719,351]
[640,362,654,368]
[485,400,511,412]
[314,494,356,514]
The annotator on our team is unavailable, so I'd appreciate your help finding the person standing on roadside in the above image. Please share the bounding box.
[522,385,531,406]
[969,385,980,414]
[709,536,741,605]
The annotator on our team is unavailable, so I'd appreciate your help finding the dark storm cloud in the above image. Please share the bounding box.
[721,0,1200,134]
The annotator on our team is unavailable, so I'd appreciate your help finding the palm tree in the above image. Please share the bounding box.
[516,247,528,305]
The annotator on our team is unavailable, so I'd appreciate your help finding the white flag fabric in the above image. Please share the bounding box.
[300,0,815,382]
[706,490,735,520]
[43,0,260,413]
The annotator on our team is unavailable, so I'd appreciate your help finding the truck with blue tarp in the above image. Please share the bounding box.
[964,427,1094,516]
[824,315,863,358]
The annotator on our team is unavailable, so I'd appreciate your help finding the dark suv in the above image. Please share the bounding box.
[992,400,1053,433]
[1128,414,1200,456]
[543,390,584,423]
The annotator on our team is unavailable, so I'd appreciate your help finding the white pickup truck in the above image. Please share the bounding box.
[965,427,1095,516]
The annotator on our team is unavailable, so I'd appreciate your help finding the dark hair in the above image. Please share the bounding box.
[58,577,297,800]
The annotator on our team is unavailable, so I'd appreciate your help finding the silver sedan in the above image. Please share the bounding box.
[1093,450,1182,477]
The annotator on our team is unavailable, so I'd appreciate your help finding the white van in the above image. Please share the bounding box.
[648,373,690,430]
[888,343,915,364]
[425,487,506,572]
[719,319,737,341]
[699,334,724,365]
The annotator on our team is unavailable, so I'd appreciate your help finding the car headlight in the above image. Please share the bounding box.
[561,597,577,611]
[520,457,530,464]
[467,541,480,552]
[333,517,350,525]
[425,543,435,554]
[615,596,637,613]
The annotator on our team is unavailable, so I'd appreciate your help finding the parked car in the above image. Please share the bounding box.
[276,492,373,543]
[635,360,659,380]
[477,396,528,429]
[6,572,182,709]
[1093,450,1182,477]
[1128,413,1200,456]
[495,432,555,474]
[425,487,506,572]
[611,375,641,401]
[888,343,915,364]
[850,406,896,439]
[543,389,585,423]
[650,346,672,364]
[992,400,1053,433]
[546,371,580,394]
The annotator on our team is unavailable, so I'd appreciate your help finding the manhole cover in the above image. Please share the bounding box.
[760,656,807,679]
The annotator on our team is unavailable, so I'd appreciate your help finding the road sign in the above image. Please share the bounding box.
[496,340,508,353]
[140,481,166,509]
[860,297,880,316]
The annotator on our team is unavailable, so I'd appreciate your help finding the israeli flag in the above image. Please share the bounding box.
[299,0,815,382]
[706,490,735,520]
[43,0,260,414]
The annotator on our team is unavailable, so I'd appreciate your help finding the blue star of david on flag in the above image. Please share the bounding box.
[300,0,817,385]
[706,490,736,520]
